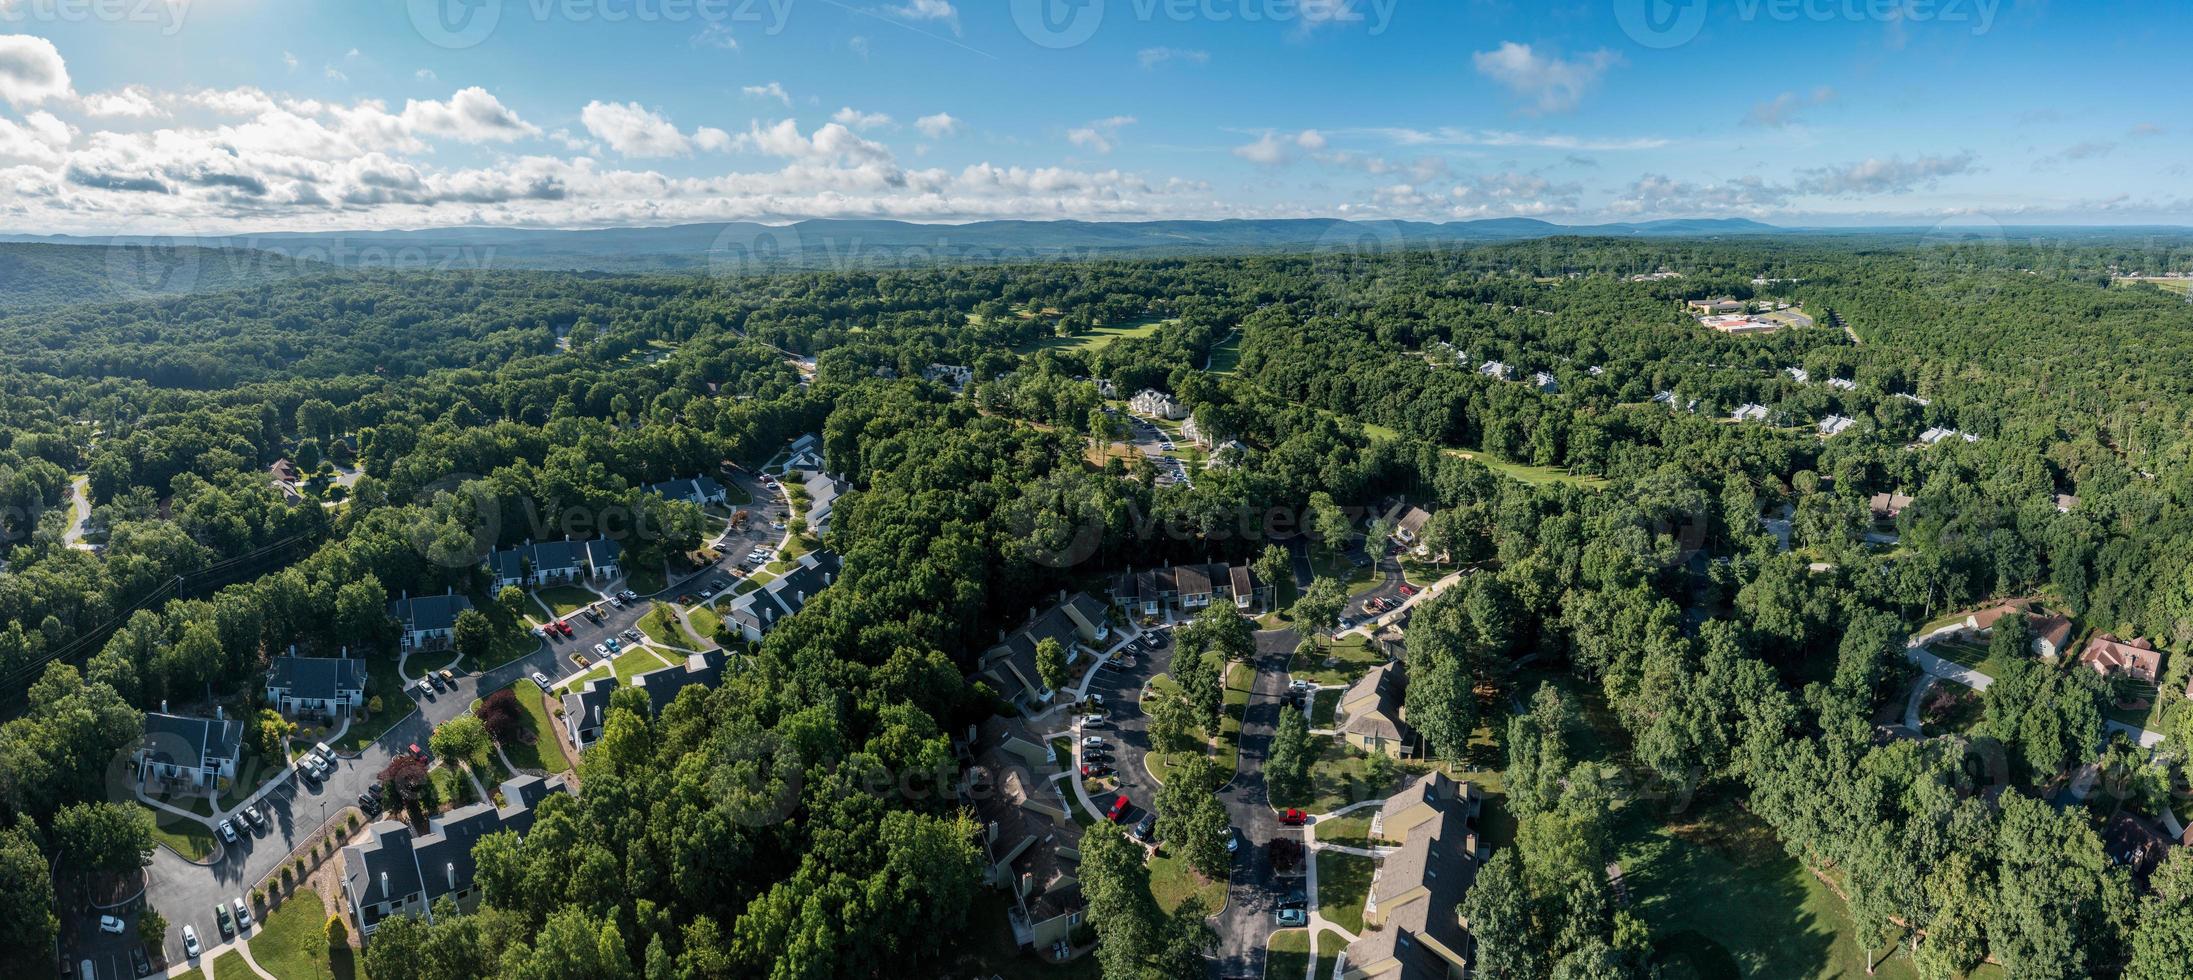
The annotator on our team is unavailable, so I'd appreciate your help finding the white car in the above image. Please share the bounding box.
[217,819,238,843]
[233,897,253,929]
[98,914,126,934]
[593,643,609,656]
[182,924,201,958]
[531,671,552,689]
[1081,735,1106,747]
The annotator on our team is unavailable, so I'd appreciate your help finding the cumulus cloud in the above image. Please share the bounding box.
[77,86,164,119]
[1795,153,1976,195]
[1233,131,1290,166]
[734,118,892,165]
[831,107,894,131]
[742,82,791,106]
[0,110,71,166]
[581,101,731,157]
[403,88,539,142]
[1138,47,1209,69]
[915,112,962,138]
[1471,42,1620,114]
[0,34,72,106]
[1610,174,1793,216]
[1067,116,1135,155]
[885,0,959,33]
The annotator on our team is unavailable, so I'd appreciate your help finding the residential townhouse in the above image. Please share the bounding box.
[1108,561,1270,619]
[1339,662,1416,759]
[137,710,246,792]
[387,589,473,652]
[725,551,843,643]
[484,536,623,589]
[561,650,728,750]
[265,654,366,720]
[1342,772,1484,980]
[643,475,730,508]
[341,775,569,937]
[1128,388,1187,420]
[963,718,1085,952]
[976,593,1112,708]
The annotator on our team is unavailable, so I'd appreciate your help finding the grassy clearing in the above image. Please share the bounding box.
[1928,638,2006,681]
[1442,448,1607,488]
[251,888,359,980]
[1310,688,1340,727]
[1266,928,1310,979]
[637,603,704,649]
[211,950,256,980]
[1147,847,1227,915]
[1012,316,1172,356]
[501,681,571,775]
[534,585,600,617]
[1207,332,1242,375]
[1314,850,1374,934]
[1313,813,1375,849]
[686,605,724,641]
[138,802,216,861]
[612,647,675,683]
[1220,662,1252,778]
[1271,736,1393,813]
[1312,928,1345,979]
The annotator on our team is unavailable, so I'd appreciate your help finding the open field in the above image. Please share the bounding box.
[139,801,216,860]
[1148,847,1227,915]
[1012,316,1173,355]
[1441,448,1608,488]
[1207,331,1242,375]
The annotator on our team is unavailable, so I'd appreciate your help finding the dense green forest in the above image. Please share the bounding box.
[6,233,2193,978]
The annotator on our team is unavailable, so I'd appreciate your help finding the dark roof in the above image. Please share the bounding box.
[142,712,245,768]
[1342,662,1413,745]
[267,657,365,701]
[645,476,727,504]
[727,551,842,636]
[527,538,585,571]
[1173,563,1213,597]
[561,679,618,745]
[1349,776,1477,980]
[485,547,525,581]
[389,591,472,633]
[632,650,727,715]
[343,776,566,914]
[584,538,622,566]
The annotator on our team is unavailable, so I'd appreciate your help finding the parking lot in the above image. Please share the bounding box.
[1077,625,1172,830]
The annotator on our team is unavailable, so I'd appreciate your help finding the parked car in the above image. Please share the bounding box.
[581,609,604,624]
[623,629,643,642]
[409,743,430,762]
[1081,714,1108,728]
[425,673,444,692]
[555,620,574,637]
[593,643,609,657]
[438,669,456,686]
[1080,764,1112,778]
[1278,889,1308,910]
[1107,795,1131,822]
[1275,907,1308,927]
[181,925,201,959]
[605,638,621,652]
[98,915,126,934]
[1224,827,1241,853]
[1083,750,1113,764]
[1398,585,1417,597]
[242,804,265,830]
[233,897,252,930]
[213,903,233,938]
[1278,808,1308,826]
[295,759,320,784]
[531,671,552,689]
[608,596,625,609]
[216,819,237,843]
[315,742,336,764]
[1132,814,1156,842]
[129,945,151,978]
[531,625,548,639]
[357,792,381,814]
[1081,735,1106,747]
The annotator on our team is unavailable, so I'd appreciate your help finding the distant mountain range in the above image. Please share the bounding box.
[0,217,1790,274]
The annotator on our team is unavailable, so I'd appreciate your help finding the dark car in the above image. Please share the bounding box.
[1132,814,1156,842]
[1278,889,1308,910]
[130,945,152,977]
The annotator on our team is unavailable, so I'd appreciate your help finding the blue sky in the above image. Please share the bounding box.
[0,0,2185,233]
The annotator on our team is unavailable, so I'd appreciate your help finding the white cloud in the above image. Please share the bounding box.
[0,34,72,106]
[581,101,729,157]
[282,52,298,72]
[403,87,539,142]
[324,66,347,82]
[1295,130,1327,152]
[415,68,437,81]
[1610,174,1792,216]
[692,22,739,50]
[1470,42,1620,114]
[1067,115,1135,155]
[0,110,71,167]
[733,118,892,164]
[1138,47,1209,69]
[848,36,871,60]
[831,107,894,131]
[1795,153,1976,195]
[885,0,959,33]
[915,112,963,138]
[77,86,164,119]
[1746,86,1835,127]
[742,82,791,106]
[1355,126,1668,152]
[1233,131,1291,166]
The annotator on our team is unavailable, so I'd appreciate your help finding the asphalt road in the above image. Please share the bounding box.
[1342,545,1406,622]
[1209,627,1305,979]
[1083,627,1173,831]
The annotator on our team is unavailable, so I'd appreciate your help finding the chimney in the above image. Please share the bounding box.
[988,820,999,843]
[446,862,456,891]
[161,699,168,713]
[380,871,390,899]
[215,705,224,721]
[1019,872,1033,898]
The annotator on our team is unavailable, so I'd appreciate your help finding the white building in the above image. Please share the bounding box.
[1128,388,1186,420]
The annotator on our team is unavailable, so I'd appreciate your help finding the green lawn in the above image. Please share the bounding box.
[612,647,676,683]
[1147,847,1227,915]
[1310,688,1340,727]
[1441,448,1607,489]
[1620,798,1983,980]
[1314,851,1375,934]
[1270,736,1397,813]
[1266,928,1310,979]
[211,950,255,980]
[1207,332,1242,376]
[1312,929,1345,980]
[500,681,572,775]
[1289,635,1385,686]
[1312,813,1375,849]
[250,888,359,980]
[637,603,704,649]
[138,802,216,861]
[1012,315,1172,355]
[534,585,600,617]
[1219,662,1252,778]
[686,605,724,642]
[1928,638,2007,681]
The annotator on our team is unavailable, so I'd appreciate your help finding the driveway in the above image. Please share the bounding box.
[1342,546,1406,621]
[136,637,566,968]
[1209,627,1302,979]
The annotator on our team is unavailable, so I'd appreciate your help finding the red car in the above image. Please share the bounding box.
[1278,808,1308,826]
[1082,764,1113,778]
[409,743,429,762]
[1107,795,1131,822]
[555,620,575,637]
[1398,585,1417,597]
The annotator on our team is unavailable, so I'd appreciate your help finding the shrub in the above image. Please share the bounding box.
[325,913,349,948]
